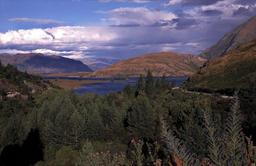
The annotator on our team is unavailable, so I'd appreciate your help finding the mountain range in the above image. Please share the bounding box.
[1,16,256,81]
[0,53,92,75]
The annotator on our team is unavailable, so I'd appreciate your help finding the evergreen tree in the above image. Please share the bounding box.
[202,109,222,166]
[135,75,145,96]
[68,110,84,149]
[87,109,104,139]
[145,70,154,95]
[161,119,197,166]
[223,94,247,165]
[126,96,156,140]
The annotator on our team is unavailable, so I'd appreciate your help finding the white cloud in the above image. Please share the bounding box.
[8,17,63,25]
[0,26,118,60]
[0,29,54,45]
[0,49,31,54]
[105,7,177,27]
[0,48,84,59]
[185,0,256,19]
[0,26,117,47]
[201,0,249,17]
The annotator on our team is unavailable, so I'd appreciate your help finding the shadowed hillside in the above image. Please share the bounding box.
[201,16,256,59]
[186,40,256,91]
[0,53,92,75]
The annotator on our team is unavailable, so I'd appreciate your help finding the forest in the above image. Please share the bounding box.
[0,68,255,166]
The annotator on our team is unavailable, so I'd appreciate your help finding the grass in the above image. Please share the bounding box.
[186,41,256,91]
[50,79,108,90]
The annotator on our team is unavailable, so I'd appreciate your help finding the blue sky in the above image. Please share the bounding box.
[0,0,161,31]
[0,0,256,66]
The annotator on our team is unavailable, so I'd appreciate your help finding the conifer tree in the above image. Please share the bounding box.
[126,96,156,139]
[202,109,222,166]
[136,75,145,96]
[160,119,197,166]
[223,93,247,165]
[145,70,154,95]
[69,110,84,149]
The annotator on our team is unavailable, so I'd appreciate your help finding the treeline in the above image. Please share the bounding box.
[0,71,255,165]
[0,62,42,89]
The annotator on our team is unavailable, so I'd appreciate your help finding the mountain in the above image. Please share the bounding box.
[186,40,256,91]
[82,57,121,70]
[92,52,206,77]
[201,16,256,59]
[0,53,93,75]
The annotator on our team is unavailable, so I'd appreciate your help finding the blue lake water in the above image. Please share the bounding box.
[46,77,187,95]
[73,77,187,95]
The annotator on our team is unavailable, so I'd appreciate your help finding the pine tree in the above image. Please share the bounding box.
[126,96,156,139]
[68,110,84,149]
[223,93,247,165]
[161,119,197,166]
[136,75,145,96]
[87,109,104,139]
[145,70,154,95]
[202,109,222,166]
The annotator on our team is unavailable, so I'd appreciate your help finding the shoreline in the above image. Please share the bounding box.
[49,79,108,90]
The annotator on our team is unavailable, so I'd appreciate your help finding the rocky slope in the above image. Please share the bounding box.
[0,53,92,75]
[92,52,206,77]
[0,62,53,101]
[186,40,256,91]
[201,16,256,59]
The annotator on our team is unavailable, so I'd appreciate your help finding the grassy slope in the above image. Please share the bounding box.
[186,40,256,91]
[93,52,206,77]
[0,62,53,96]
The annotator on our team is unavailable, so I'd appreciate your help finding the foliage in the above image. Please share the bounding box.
[0,71,255,166]
[77,141,128,166]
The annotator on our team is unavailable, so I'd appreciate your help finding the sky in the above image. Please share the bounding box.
[0,0,255,63]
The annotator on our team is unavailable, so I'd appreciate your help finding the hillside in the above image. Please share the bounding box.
[0,62,53,102]
[186,40,256,91]
[0,53,92,75]
[201,16,256,59]
[82,57,121,70]
[92,52,206,77]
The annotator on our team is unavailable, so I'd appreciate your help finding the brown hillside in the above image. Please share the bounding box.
[186,40,256,90]
[93,52,206,77]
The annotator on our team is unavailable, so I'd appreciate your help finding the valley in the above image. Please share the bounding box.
[0,1,256,165]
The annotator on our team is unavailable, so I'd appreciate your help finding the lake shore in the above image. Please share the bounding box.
[50,79,108,90]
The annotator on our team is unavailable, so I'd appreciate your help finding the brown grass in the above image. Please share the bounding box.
[50,79,107,90]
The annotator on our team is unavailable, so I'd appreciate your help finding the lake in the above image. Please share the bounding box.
[72,77,187,95]
[45,76,187,95]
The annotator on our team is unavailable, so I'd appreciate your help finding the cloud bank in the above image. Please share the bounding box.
[1,0,256,63]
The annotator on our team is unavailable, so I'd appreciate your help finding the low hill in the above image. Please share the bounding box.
[0,53,92,75]
[0,62,53,101]
[186,40,256,91]
[201,16,256,59]
[92,52,206,77]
